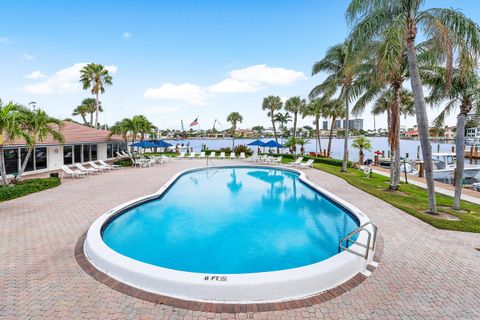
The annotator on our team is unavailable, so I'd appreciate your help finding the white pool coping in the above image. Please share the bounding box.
[84,164,375,303]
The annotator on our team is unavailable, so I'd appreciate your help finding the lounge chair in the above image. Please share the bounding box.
[61,165,87,178]
[116,151,125,158]
[239,152,246,159]
[74,163,100,174]
[88,161,111,172]
[218,152,226,159]
[274,156,283,164]
[188,152,197,159]
[248,155,259,162]
[229,152,236,159]
[208,152,216,158]
[299,159,315,168]
[98,160,121,169]
[289,157,304,167]
[198,152,206,159]
[178,152,186,159]
[121,151,130,158]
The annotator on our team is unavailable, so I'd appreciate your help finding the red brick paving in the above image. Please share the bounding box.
[1,160,480,319]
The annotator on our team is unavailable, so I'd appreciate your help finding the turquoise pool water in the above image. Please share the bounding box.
[102,167,359,274]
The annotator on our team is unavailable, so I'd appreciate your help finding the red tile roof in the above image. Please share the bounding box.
[4,121,124,146]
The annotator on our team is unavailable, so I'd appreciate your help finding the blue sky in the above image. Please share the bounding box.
[1,0,479,131]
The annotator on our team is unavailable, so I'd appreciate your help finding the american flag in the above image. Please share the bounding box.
[190,117,199,127]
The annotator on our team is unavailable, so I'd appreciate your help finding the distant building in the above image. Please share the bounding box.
[322,121,328,131]
[342,119,363,131]
[333,120,342,129]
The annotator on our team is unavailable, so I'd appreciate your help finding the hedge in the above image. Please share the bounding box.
[0,177,61,202]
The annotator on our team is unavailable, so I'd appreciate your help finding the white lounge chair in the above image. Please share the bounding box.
[239,152,246,159]
[229,152,236,159]
[289,157,304,167]
[198,152,206,159]
[208,152,216,158]
[121,151,130,158]
[299,159,315,168]
[248,155,259,162]
[116,151,125,158]
[74,163,100,174]
[88,161,111,172]
[189,152,197,159]
[178,152,186,159]
[98,160,121,169]
[218,152,226,159]
[61,165,87,178]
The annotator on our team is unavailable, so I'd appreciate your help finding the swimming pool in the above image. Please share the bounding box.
[85,165,375,302]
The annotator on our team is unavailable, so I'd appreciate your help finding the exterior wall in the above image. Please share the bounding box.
[97,143,107,160]
[47,145,64,171]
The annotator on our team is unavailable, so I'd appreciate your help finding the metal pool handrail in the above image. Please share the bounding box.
[338,222,378,259]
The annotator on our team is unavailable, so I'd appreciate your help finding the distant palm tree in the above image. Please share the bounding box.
[352,136,372,164]
[251,125,264,137]
[0,101,29,186]
[73,98,101,126]
[80,63,112,129]
[347,0,480,212]
[17,107,64,180]
[304,99,326,154]
[322,98,345,158]
[273,112,291,143]
[72,104,89,125]
[284,96,306,151]
[311,40,360,172]
[227,112,243,148]
[262,96,283,144]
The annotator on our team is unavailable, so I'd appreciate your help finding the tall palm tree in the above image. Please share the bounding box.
[322,98,345,158]
[284,96,307,151]
[426,67,479,209]
[0,101,29,186]
[16,108,64,180]
[273,112,291,143]
[226,112,243,148]
[80,63,113,129]
[304,99,326,155]
[347,0,480,212]
[262,96,283,144]
[310,40,360,172]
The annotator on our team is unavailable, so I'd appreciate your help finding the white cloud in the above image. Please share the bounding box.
[144,83,209,105]
[208,78,262,93]
[23,53,35,60]
[123,32,132,39]
[23,62,118,94]
[24,71,46,79]
[229,64,307,85]
[145,106,180,114]
[0,37,9,44]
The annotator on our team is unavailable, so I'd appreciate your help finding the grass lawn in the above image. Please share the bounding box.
[283,157,480,233]
[0,177,61,202]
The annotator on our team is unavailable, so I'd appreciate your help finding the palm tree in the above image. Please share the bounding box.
[226,112,243,148]
[72,98,101,126]
[320,98,345,158]
[72,104,89,125]
[80,63,113,129]
[426,67,479,209]
[16,108,64,180]
[297,138,309,155]
[0,101,29,186]
[273,112,291,142]
[352,136,372,164]
[303,99,327,155]
[310,40,360,172]
[134,115,155,141]
[284,96,307,151]
[252,125,264,137]
[262,96,283,144]
[347,0,480,212]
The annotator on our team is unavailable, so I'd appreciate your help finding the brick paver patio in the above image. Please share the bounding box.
[1,160,480,319]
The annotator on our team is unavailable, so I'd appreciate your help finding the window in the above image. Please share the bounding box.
[35,147,47,170]
[90,144,97,160]
[63,146,73,165]
[20,148,34,172]
[82,144,90,162]
[74,145,82,163]
[107,144,113,158]
[4,149,19,175]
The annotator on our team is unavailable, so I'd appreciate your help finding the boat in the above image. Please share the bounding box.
[414,153,480,183]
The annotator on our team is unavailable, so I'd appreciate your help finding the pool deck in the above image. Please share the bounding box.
[1,159,480,319]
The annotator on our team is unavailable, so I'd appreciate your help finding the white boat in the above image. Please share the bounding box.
[415,153,480,183]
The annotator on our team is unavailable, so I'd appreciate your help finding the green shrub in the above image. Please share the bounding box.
[113,158,133,167]
[0,177,61,202]
[233,145,253,156]
[219,147,232,154]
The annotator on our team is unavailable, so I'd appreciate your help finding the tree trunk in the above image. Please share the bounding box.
[232,125,236,148]
[328,115,336,158]
[292,112,297,153]
[0,146,7,186]
[406,32,437,213]
[81,114,87,125]
[342,88,350,172]
[359,148,364,164]
[89,112,93,127]
[95,93,100,129]
[453,107,469,209]
[271,112,279,153]
[17,147,33,180]
[390,83,402,190]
